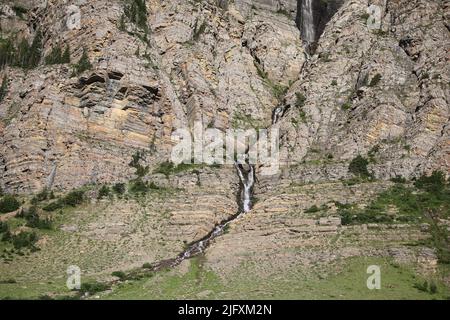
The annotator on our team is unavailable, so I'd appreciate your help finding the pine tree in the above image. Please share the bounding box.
[73,48,92,75]
[0,38,15,69]
[62,45,71,63]
[45,46,62,65]
[27,30,43,68]
[15,38,30,68]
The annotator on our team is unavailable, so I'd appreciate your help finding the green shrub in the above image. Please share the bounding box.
[0,195,21,214]
[348,155,371,178]
[369,73,382,87]
[12,5,28,18]
[305,205,320,213]
[43,189,85,211]
[153,161,207,177]
[429,220,450,264]
[45,46,62,65]
[0,187,3,196]
[79,281,110,294]
[341,102,352,111]
[129,151,149,178]
[112,183,126,195]
[129,179,149,194]
[11,231,38,249]
[295,93,306,109]
[142,262,152,269]
[31,188,49,204]
[97,185,111,199]
[1,230,12,242]
[43,201,63,212]
[0,221,9,234]
[111,271,127,280]
[414,280,428,292]
[415,171,447,194]
[19,206,52,230]
[63,190,85,207]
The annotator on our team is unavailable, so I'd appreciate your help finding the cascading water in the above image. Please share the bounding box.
[300,0,315,45]
[235,163,255,213]
[150,160,256,271]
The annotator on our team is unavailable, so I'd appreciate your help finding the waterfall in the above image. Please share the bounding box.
[235,163,255,213]
[162,162,255,269]
[301,0,315,45]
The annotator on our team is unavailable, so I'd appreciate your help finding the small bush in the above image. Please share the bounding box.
[12,5,28,18]
[369,73,382,87]
[97,186,111,200]
[341,102,352,111]
[142,262,152,269]
[348,155,371,179]
[414,280,428,292]
[11,231,38,250]
[129,179,149,194]
[63,190,85,207]
[20,206,52,230]
[415,171,446,194]
[0,195,21,214]
[0,221,9,234]
[305,205,320,213]
[43,201,63,212]
[31,188,49,204]
[295,93,306,109]
[79,281,110,294]
[112,183,126,195]
[111,271,127,280]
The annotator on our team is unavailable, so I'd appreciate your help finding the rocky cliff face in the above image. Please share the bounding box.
[0,0,448,193]
[0,0,449,299]
[0,0,449,191]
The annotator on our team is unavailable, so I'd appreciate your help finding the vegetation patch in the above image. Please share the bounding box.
[348,155,372,179]
[0,195,21,214]
[0,31,43,70]
[72,48,92,76]
[338,171,449,229]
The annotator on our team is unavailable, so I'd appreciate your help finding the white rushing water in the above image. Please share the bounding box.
[166,162,255,267]
[235,163,255,213]
[301,0,315,44]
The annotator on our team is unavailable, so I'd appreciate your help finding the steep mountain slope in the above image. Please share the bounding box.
[0,0,449,299]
